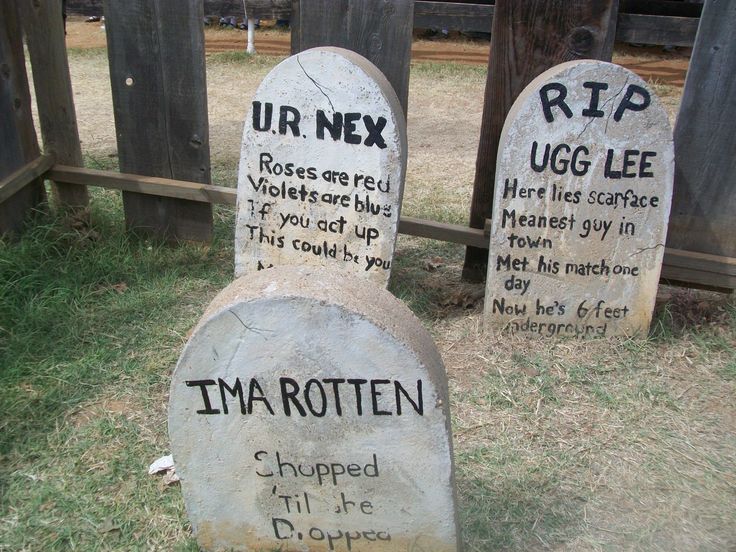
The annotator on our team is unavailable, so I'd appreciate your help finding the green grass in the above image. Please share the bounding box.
[2,192,736,551]
[0,190,233,550]
[5,48,736,551]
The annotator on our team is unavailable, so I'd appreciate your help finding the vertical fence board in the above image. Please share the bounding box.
[462,0,620,281]
[104,0,212,242]
[0,1,44,237]
[22,0,89,216]
[291,0,413,118]
[666,0,736,258]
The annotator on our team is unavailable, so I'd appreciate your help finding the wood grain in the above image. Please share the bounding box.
[22,0,89,216]
[291,0,414,118]
[666,0,736,258]
[462,0,619,281]
[104,0,213,242]
[616,13,699,46]
[0,1,45,237]
[0,156,55,206]
[47,164,736,290]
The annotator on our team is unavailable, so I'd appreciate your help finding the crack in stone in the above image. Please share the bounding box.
[630,243,665,256]
[297,55,335,112]
[577,70,627,139]
[228,309,273,336]
[605,74,630,135]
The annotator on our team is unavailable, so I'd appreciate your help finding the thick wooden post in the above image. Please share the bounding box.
[22,0,89,218]
[0,1,45,237]
[104,0,213,242]
[291,0,414,118]
[462,0,619,282]
[666,0,736,258]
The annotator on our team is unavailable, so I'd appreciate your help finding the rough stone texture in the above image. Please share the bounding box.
[484,60,674,338]
[169,266,459,551]
[235,47,407,287]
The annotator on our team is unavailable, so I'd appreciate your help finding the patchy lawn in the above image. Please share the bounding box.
[1,47,733,552]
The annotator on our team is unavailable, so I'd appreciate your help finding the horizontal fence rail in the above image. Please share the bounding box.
[26,163,731,291]
[63,1,701,47]
[0,155,54,205]
[413,2,699,46]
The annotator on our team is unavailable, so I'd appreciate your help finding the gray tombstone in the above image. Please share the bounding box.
[485,60,674,337]
[235,47,407,287]
[169,266,460,551]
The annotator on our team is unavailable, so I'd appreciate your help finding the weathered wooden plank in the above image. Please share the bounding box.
[48,164,736,290]
[660,247,736,291]
[104,0,212,242]
[399,216,488,248]
[21,0,89,216]
[244,0,291,19]
[291,0,414,117]
[0,1,45,237]
[414,2,493,33]
[616,13,699,46]
[47,165,237,206]
[620,0,703,18]
[462,0,620,281]
[0,155,55,206]
[667,0,736,258]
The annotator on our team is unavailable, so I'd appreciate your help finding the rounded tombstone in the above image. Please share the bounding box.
[234,47,407,287]
[484,60,674,338]
[168,267,459,551]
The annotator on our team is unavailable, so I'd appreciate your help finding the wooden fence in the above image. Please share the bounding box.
[1,0,734,291]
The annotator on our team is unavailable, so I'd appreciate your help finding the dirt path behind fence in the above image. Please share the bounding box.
[63,19,691,86]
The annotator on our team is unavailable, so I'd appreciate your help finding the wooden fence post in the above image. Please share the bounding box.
[104,0,213,242]
[0,0,45,237]
[462,0,619,282]
[290,0,414,118]
[21,0,89,219]
[666,0,736,258]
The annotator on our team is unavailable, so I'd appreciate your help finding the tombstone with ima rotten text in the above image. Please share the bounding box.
[169,266,460,552]
[485,60,674,338]
[234,47,407,287]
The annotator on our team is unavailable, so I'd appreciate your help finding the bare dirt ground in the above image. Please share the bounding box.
[64,19,691,86]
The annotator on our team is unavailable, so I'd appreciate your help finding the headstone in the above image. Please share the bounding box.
[169,266,460,552]
[235,47,407,287]
[485,60,674,337]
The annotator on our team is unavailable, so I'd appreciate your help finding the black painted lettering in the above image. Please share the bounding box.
[395,380,423,415]
[370,380,392,416]
[254,450,273,477]
[613,84,650,122]
[551,143,571,175]
[604,149,621,179]
[570,145,591,176]
[539,83,573,123]
[343,113,362,144]
[316,110,342,141]
[363,115,387,148]
[252,101,272,131]
[304,379,327,417]
[248,378,275,415]
[530,141,550,172]
[639,151,656,177]
[280,377,307,417]
[218,378,246,414]
[278,105,301,136]
[347,378,367,415]
[582,81,609,117]
[323,378,345,416]
[186,380,220,414]
[272,517,294,539]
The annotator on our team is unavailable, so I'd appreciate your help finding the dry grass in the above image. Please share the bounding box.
[9,45,734,552]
